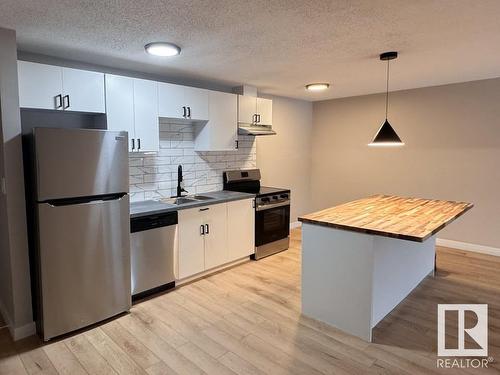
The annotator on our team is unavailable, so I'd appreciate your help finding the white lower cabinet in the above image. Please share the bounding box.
[203,204,228,269]
[177,199,255,280]
[177,206,206,279]
[227,198,255,261]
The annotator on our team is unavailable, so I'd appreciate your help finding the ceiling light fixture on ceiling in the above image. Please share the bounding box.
[305,83,330,91]
[145,42,181,57]
[368,51,404,147]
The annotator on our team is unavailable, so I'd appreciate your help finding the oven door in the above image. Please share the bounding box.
[255,203,290,246]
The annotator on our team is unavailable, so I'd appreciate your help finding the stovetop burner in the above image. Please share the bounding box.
[255,186,290,197]
[223,169,290,197]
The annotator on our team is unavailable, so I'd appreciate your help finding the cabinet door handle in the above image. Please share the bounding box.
[132,138,135,150]
[199,207,209,211]
[187,106,191,118]
[55,94,63,109]
[235,140,239,149]
[257,114,261,123]
[63,95,70,109]
[200,224,205,235]
[138,138,141,150]
[205,224,209,234]
[252,114,257,123]
[183,106,186,118]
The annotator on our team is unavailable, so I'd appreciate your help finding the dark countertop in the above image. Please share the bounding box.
[130,190,255,219]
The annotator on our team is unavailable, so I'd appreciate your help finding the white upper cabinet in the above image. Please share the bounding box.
[237,95,272,126]
[61,68,105,113]
[238,95,257,124]
[194,91,238,151]
[105,75,135,151]
[184,86,209,121]
[105,74,159,152]
[17,61,105,113]
[18,61,62,110]
[256,97,273,126]
[158,82,185,118]
[158,82,209,121]
[133,79,159,152]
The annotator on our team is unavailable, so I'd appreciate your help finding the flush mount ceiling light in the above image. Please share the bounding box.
[368,51,404,147]
[305,83,330,91]
[145,42,181,57]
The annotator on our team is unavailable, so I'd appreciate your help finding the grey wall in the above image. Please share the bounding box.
[257,96,313,222]
[311,78,500,248]
[0,27,33,338]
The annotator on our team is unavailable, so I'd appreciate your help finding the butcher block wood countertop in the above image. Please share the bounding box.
[299,195,473,242]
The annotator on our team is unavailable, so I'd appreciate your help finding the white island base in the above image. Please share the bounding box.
[301,223,435,342]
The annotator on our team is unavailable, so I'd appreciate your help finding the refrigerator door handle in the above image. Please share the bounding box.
[41,193,127,207]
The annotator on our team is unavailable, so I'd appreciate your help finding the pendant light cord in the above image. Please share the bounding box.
[385,59,390,119]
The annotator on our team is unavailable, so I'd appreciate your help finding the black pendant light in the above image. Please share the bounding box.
[368,51,404,147]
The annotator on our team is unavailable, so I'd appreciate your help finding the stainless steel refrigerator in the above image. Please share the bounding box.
[32,127,131,341]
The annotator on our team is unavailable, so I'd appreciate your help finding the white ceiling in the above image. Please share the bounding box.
[1,0,500,101]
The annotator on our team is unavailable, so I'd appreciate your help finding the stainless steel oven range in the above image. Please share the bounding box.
[223,169,290,259]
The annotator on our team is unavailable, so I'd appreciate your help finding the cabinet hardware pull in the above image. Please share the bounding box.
[235,140,239,149]
[183,106,186,118]
[200,224,205,235]
[63,95,70,109]
[138,138,141,150]
[55,94,63,109]
[199,207,209,211]
[253,114,257,123]
[132,138,135,150]
[187,106,191,118]
[257,114,261,123]
[205,224,209,234]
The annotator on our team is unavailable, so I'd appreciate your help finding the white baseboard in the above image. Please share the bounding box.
[290,221,301,229]
[176,257,250,286]
[0,299,13,331]
[12,321,36,341]
[0,298,36,340]
[436,238,500,257]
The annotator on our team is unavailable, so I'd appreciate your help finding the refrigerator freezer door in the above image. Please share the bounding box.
[37,194,131,340]
[34,128,129,201]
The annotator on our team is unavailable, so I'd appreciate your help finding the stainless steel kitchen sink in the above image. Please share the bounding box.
[160,197,197,205]
[159,195,215,205]
[191,195,215,201]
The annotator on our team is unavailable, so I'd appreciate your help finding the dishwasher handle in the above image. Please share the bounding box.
[131,211,178,233]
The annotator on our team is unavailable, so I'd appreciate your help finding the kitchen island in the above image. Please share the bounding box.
[298,195,472,341]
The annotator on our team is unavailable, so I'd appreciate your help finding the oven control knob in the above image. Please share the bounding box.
[272,195,278,200]
[280,194,289,199]
[261,197,270,202]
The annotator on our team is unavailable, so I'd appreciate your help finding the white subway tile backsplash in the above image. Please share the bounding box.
[129,119,257,201]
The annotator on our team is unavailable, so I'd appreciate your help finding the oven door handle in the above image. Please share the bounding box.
[256,201,290,211]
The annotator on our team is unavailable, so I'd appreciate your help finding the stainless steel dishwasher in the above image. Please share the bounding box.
[130,211,177,300]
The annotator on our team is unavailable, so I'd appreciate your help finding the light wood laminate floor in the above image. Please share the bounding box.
[1,228,499,374]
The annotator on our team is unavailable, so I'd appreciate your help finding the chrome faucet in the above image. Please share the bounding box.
[176,165,188,197]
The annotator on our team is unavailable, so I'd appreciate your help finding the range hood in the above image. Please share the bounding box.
[234,85,276,136]
[238,123,276,136]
